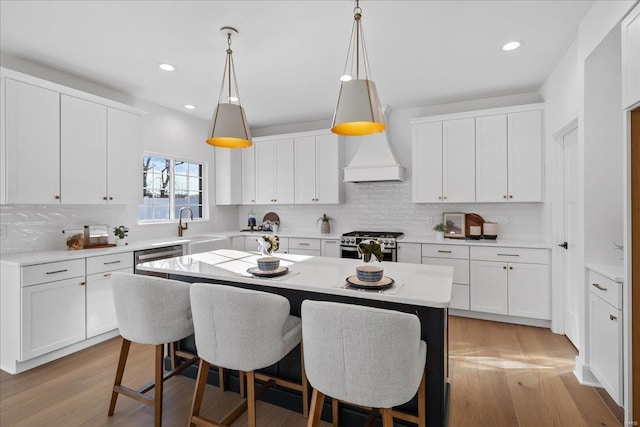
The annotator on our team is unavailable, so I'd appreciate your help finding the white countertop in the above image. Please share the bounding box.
[136,249,454,309]
[585,263,624,283]
[401,234,552,248]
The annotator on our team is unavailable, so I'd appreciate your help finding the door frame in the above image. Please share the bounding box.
[551,118,578,337]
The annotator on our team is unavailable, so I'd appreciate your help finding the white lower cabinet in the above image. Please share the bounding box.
[288,238,320,256]
[422,244,470,310]
[245,236,289,254]
[588,269,623,405]
[21,277,86,360]
[397,243,421,264]
[470,247,550,319]
[321,239,340,258]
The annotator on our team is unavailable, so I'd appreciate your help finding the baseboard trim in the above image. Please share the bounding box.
[449,309,552,329]
[574,356,600,387]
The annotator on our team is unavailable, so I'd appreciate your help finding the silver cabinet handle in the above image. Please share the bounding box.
[592,283,607,291]
[298,243,310,246]
[324,240,336,244]
[610,314,617,321]
[46,269,68,275]
[497,254,519,257]
[103,260,121,265]
[437,250,452,253]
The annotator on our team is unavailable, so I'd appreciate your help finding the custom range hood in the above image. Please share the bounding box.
[343,106,406,182]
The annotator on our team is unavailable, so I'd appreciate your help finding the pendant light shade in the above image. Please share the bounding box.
[207,27,252,148]
[332,1,386,136]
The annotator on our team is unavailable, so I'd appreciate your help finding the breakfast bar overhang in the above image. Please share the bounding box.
[137,249,453,427]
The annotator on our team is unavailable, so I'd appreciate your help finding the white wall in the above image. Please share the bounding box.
[242,92,546,240]
[0,55,239,255]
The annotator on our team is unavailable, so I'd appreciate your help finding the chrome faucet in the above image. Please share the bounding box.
[178,207,193,237]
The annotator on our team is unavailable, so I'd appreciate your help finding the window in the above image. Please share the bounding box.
[139,155,205,222]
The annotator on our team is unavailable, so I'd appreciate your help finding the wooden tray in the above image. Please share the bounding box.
[345,275,395,290]
[247,266,288,278]
[465,213,485,238]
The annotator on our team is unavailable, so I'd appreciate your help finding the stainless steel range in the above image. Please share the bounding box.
[339,231,404,262]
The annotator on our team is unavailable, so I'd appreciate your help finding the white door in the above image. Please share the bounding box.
[5,79,61,204]
[107,108,141,205]
[315,133,340,204]
[274,138,294,204]
[321,239,340,258]
[86,267,133,338]
[508,110,543,201]
[475,114,508,202]
[507,263,550,319]
[470,260,508,314]
[60,95,107,204]
[241,144,256,204]
[215,147,242,205]
[255,140,275,204]
[442,118,475,202]
[412,122,443,202]
[294,136,317,204]
[397,243,422,264]
[562,127,580,347]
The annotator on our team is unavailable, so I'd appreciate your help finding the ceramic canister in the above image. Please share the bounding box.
[483,222,498,239]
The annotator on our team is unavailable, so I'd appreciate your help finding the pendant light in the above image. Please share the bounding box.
[206,26,252,148]
[331,0,385,136]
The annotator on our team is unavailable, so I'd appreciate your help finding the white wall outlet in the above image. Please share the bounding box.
[426,216,434,226]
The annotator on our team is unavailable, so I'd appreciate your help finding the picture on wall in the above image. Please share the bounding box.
[443,212,465,238]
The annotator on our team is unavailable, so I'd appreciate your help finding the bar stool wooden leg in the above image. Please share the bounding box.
[332,398,339,427]
[381,408,394,427]
[189,359,211,427]
[418,370,426,427]
[108,338,131,416]
[247,371,257,427]
[239,371,246,398]
[218,366,226,391]
[154,344,164,427]
[307,388,325,427]
[301,343,309,418]
[168,342,176,370]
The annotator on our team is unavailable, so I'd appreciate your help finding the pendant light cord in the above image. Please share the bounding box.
[216,30,243,106]
[340,0,373,82]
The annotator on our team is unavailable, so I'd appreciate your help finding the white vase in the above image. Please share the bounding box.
[435,231,444,241]
[116,239,125,246]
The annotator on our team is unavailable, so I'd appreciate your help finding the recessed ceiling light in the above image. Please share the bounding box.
[502,41,521,52]
[184,104,196,110]
[340,74,353,82]
[158,63,176,71]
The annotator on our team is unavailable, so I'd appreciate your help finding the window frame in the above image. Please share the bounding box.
[139,152,208,224]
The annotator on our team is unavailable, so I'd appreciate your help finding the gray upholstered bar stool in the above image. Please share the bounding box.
[108,272,198,427]
[301,300,427,427]
[189,283,309,427]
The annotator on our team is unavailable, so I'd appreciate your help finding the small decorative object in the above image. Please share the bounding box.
[483,222,498,240]
[248,209,256,229]
[63,228,84,250]
[469,226,482,240]
[356,239,384,282]
[433,223,445,241]
[113,225,129,246]
[443,212,466,239]
[316,213,333,234]
[257,235,280,271]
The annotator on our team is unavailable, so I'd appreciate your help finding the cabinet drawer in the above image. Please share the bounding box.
[289,238,320,251]
[86,252,133,275]
[22,259,85,287]
[588,270,622,310]
[421,244,469,260]
[470,246,549,264]
[422,257,469,284]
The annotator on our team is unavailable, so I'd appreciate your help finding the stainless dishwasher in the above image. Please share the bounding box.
[134,244,184,277]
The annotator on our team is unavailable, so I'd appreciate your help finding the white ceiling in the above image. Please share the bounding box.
[0,0,594,128]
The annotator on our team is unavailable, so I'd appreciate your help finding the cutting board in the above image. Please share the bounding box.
[465,213,485,237]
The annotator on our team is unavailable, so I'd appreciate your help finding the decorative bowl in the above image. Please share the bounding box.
[257,256,280,271]
[355,265,384,282]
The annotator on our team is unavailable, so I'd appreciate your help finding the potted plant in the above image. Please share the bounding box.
[257,235,280,271]
[113,225,129,246]
[316,213,333,234]
[433,223,445,241]
[356,239,385,282]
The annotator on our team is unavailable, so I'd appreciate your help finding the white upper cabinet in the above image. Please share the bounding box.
[476,114,508,201]
[2,69,143,205]
[107,108,141,205]
[60,95,108,204]
[412,103,543,204]
[412,118,475,203]
[294,132,343,204]
[4,79,61,204]
[215,148,242,205]
[508,110,543,202]
[412,121,443,203]
[622,2,640,109]
[255,137,294,204]
[241,144,256,204]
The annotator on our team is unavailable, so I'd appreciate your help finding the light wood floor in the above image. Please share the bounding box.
[0,316,622,427]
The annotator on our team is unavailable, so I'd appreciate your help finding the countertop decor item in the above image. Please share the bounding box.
[63,228,84,250]
[206,26,252,148]
[316,213,333,234]
[247,265,289,278]
[331,0,385,136]
[356,239,385,281]
[262,212,280,231]
[345,275,394,290]
[465,213,485,238]
[443,212,466,239]
[257,235,281,270]
[483,222,498,240]
[113,225,129,246]
[433,223,445,241]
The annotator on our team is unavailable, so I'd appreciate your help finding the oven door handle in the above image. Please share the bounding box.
[340,246,360,252]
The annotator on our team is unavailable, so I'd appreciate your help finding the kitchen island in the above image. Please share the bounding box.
[137,249,453,426]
